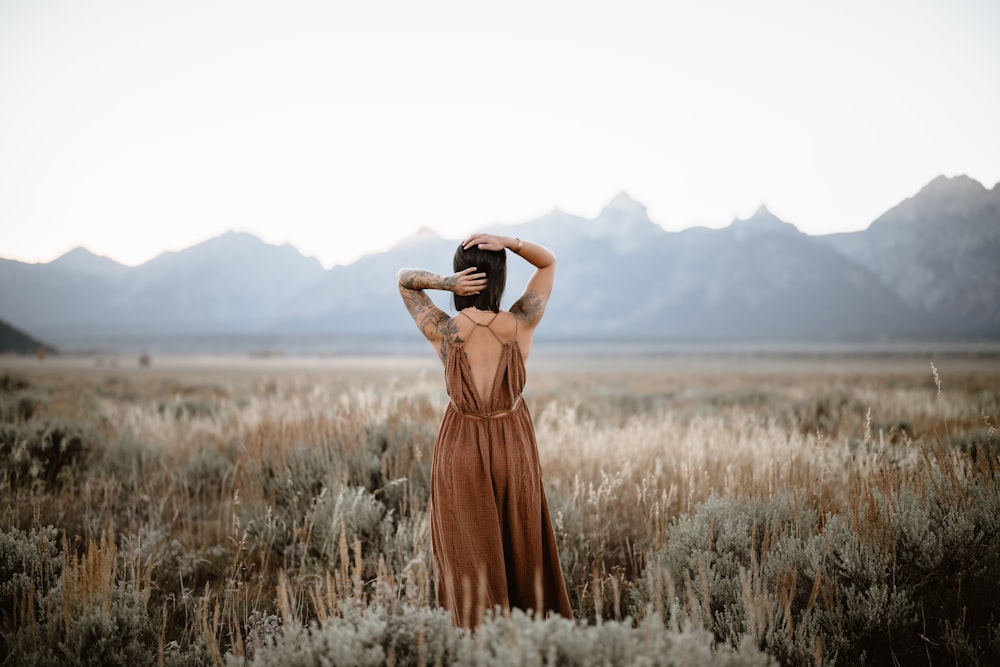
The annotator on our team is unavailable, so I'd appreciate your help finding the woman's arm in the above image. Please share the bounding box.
[462,234,556,327]
[397,267,486,358]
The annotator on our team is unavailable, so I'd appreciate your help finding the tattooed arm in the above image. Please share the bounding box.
[462,234,556,328]
[397,268,486,361]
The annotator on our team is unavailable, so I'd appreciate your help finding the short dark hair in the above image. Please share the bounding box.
[453,242,506,312]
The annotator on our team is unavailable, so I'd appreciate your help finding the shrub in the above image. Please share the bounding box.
[307,486,389,569]
[0,419,92,490]
[0,390,47,423]
[0,374,29,392]
[0,525,62,652]
[6,581,159,667]
[234,605,777,667]
[231,613,388,667]
[156,397,220,420]
[1,528,167,666]
[642,446,1000,666]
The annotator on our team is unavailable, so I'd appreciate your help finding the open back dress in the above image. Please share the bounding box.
[430,311,572,628]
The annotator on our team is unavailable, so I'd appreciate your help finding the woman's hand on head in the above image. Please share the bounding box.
[448,266,487,296]
[463,233,508,252]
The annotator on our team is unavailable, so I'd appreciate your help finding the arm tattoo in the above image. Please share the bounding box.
[399,269,451,291]
[511,289,546,325]
[398,270,465,362]
[399,285,447,339]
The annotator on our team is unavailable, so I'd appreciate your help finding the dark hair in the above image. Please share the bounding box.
[453,242,506,313]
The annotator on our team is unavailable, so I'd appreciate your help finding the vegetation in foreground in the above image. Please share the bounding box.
[0,356,998,665]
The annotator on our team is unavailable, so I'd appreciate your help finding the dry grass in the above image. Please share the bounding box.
[1,351,997,665]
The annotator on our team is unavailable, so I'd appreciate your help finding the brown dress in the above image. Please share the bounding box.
[430,312,573,628]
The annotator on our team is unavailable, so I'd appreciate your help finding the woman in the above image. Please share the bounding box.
[397,232,572,628]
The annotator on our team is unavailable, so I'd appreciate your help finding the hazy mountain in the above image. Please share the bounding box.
[0,175,996,350]
[49,247,130,277]
[599,206,922,341]
[0,232,327,339]
[117,231,327,333]
[0,317,54,355]
[0,252,122,337]
[276,227,460,334]
[821,175,1000,334]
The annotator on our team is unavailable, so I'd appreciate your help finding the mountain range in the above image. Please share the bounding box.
[0,317,52,355]
[1,174,998,353]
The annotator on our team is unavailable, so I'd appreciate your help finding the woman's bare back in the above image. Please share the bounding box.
[451,309,527,404]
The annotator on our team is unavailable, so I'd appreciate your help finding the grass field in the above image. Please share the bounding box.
[1,350,998,666]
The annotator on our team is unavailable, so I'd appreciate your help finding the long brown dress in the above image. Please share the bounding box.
[430,312,573,628]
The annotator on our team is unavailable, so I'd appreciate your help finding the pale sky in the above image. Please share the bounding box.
[1,0,998,268]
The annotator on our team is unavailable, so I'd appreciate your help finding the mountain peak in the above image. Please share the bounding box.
[50,246,127,275]
[870,174,994,233]
[53,246,100,262]
[205,230,272,248]
[596,192,655,228]
[601,191,649,218]
[203,231,322,261]
[918,174,986,198]
[591,192,661,251]
[398,226,443,247]
[731,206,799,235]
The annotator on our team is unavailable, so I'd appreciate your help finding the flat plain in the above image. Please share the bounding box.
[1,348,998,666]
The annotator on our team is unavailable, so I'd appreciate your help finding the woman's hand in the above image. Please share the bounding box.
[463,233,511,252]
[447,266,487,296]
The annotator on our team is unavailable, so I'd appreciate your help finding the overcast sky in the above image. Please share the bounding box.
[2,0,998,268]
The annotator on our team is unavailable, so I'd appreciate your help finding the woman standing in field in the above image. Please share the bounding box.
[397,233,572,628]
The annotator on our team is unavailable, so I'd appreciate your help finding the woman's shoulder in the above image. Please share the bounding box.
[496,310,526,345]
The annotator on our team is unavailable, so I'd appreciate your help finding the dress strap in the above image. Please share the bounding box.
[459,310,506,344]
